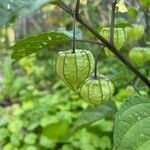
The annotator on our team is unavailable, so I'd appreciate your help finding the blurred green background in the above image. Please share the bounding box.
[0,0,150,150]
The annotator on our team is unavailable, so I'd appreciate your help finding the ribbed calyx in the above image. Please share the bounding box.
[100,27,126,56]
[129,47,150,66]
[55,49,95,91]
[125,24,144,41]
[80,74,115,107]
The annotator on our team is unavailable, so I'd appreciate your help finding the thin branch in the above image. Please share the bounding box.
[59,2,150,88]
[72,0,80,53]
[110,0,117,45]
[137,0,150,33]
[75,39,103,45]
[144,10,150,33]
[72,12,76,53]
[75,0,80,16]
[94,46,104,79]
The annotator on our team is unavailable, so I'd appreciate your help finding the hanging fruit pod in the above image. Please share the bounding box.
[55,49,95,91]
[125,24,144,42]
[80,74,115,107]
[100,27,127,56]
[129,47,150,66]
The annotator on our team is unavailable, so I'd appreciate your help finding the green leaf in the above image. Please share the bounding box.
[72,100,117,132]
[39,136,55,149]
[127,7,138,19]
[3,143,18,150]
[10,132,23,146]
[42,121,70,142]
[140,0,150,8]
[21,146,37,150]
[0,128,9,143]
[0,0,61,26]
[3,57,13,84]
[12,32,71,61]
[24,133,37,145]
[113,96,150,150]
[8,118,23,132]
[0,108,10,126]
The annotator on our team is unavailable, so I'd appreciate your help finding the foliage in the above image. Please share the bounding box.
[113,96,150,150]
[0,0,61,26]
[0,55,117,149]
[12,32,71,61]
[0,0,150,150]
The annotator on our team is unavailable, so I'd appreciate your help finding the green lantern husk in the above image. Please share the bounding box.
[80,74,115,107]
[55,49,95,91]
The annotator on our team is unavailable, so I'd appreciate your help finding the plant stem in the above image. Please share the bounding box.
[137,0,150,35]
[144,10,149,34]
[72,12,76,53]
[75,39,103,45]
[94,47,103,79]
[75,0,80,16]
[94,55,98,79]
[110,0,117,45]
[72,0,80,53]
[59,2,150,88]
